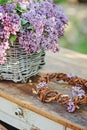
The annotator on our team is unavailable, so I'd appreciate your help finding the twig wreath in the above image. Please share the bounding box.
[33,73,87,113]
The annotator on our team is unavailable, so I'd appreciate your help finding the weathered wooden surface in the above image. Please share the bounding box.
[0,48,87,130]
[40,48,87,79]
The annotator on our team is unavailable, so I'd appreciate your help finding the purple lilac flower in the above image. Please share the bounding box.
[4,4,15,13]
[0,28,4,39]
[0,43,7,64]
[0,3,21,64]
[67,73,77,78]
[72,86,85,99]
[0,6,4,14]
[67,99,76,113]
[19,30,40,54]
[19,0,68,54]
[0,1,68,64]
[36,81,48,89]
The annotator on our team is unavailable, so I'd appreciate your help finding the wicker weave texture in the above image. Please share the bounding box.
[0,43,45,83]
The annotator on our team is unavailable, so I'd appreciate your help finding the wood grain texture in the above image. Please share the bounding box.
[0,48,87,130]
[39,48,87,79]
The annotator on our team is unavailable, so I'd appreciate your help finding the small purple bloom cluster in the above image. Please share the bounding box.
[67,73,77,78]
[19,0,68,53]
[67,99,76,113]
[67,85,85,112]
[0,0,68,64]
[72,85,85,99]
[36,81,47,89]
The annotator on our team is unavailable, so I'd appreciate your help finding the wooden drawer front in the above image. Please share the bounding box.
[0,97,28,122]
[26,109,65,130]
[0,110,30,130]
[66,128,72,130]
[0,97,65,130]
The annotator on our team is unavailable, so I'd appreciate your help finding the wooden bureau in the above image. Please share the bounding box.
[0,48,87,130]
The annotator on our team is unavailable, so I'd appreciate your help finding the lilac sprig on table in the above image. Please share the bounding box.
[0,0,68,64]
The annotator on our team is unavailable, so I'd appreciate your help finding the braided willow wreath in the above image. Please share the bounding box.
[33,73,87,113]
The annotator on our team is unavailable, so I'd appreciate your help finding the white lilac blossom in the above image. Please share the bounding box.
[0,0,68,64]
[36,81,47,89]
[72,86,85,99]
[67,99,76,113]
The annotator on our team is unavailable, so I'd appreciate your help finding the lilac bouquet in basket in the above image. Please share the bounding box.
[0,0,68,64]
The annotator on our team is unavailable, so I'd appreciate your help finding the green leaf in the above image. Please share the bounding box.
[15,4,27,13]
[15,5,22,12]
[0,0,8,5]
[9,35,17,46]
[20,25,23,32]
[27,25,34,30]
[8,0,14,4]
[21,19,28,26]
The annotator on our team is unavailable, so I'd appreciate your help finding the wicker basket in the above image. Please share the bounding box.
[0,42,45,83]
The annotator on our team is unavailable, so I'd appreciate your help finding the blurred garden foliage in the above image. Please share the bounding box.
[55,0,87,54]
[54,0,67,3]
